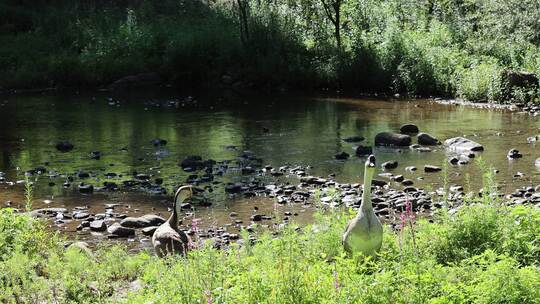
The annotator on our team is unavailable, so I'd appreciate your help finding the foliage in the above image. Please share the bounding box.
[3,0,540,100]
[0,196,539,303]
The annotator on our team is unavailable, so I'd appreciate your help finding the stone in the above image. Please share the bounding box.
[120,217,152,228]
[56,141,74,152]
[142,226,158,236]
[78,183,94,194]
[335,152,350,160]
[180,155,204,170]
[381,160,398,170]
[139,214,166,226]
[507,149,523,159]
[90,220,107,232]
[445,137,484,152]
[251,214,263,221]
[424,165,442,173]
[417,133,441,145]
[400,124,419,134]
[151,138,167,147]
[355,145,373,156]
[343,136,364,142]
[375,132,412,146]
[108,223,135,237]
[89,151,101,160]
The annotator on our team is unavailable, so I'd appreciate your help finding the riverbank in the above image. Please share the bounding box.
[1,193,539,303]
[3,1,540,103]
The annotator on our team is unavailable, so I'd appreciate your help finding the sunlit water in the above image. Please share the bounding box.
[1,89,539,249]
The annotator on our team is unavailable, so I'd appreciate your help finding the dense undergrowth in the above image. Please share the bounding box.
[2,0,540,103]
[1,191,539,303]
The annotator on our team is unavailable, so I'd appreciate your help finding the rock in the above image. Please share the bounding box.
[448,157,459,165]
[225,183,243,193]
[139,214,166,226]
[109,72,162,90]
[401,179,414,186]
[372,180,388,187]
[251,214,263,221]
[400,124,419,134]
[56,141,74,152]
[90,220,107,232]
[120,217,151,228]
[445,137,484,152]
[73,212,90,220]
[417,133,441,145]
[89,151,101,160]
[405,166,417,172]
[335,152,350,160]
[343,136,364,142]
[108,223,135,237]
[150,138,167,147]
[535,158,540,167]
[424,165,442,173]
[381,160,398,170]
[355,145,373,156]
[29,208,68,217]
[375,132,412,146]
[78,183,94,194]
[507,149,523,159]
[142,226,158,236]
[180,155,203,170]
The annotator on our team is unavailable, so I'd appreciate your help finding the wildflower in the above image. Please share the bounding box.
[204,290,214,304]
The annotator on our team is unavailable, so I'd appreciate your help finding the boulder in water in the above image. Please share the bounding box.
[375,132,411,146]
[444,137,484,152]
[418,133,441,145]
[400,124,419,134]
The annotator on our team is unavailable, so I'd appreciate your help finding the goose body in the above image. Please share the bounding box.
[152,186,192,257]
[343,155,383,256]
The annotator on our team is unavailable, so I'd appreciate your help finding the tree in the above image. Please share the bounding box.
[320,0,343,49]
[236,0,250,46]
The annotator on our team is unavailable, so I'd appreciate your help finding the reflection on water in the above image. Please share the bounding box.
[0,89,539,246]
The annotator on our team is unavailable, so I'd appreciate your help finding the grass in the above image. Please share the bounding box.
[1,188,539,303]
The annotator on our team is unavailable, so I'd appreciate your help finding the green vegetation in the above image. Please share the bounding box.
[2,0,540,102]
[1,193,539,302]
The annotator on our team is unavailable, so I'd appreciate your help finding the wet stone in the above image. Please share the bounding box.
[90,220,107,232]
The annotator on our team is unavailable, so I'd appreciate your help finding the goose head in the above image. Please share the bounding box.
[364,154,376,178]
[174,185,193,214]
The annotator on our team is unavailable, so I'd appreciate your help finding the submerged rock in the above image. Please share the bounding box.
[335,152,350,160]
[343,135,365,143]
[56,141,74,152]
[355,145,373,156]
[507,149,523,159]
[424,165,442,173]
[381,160,398,170]
[418,133,441,145]
[375,132,412,146]
[400,124,419,134]
[150,138,167,147]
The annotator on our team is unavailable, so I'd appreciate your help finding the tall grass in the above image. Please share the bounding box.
[0,189,539,303]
